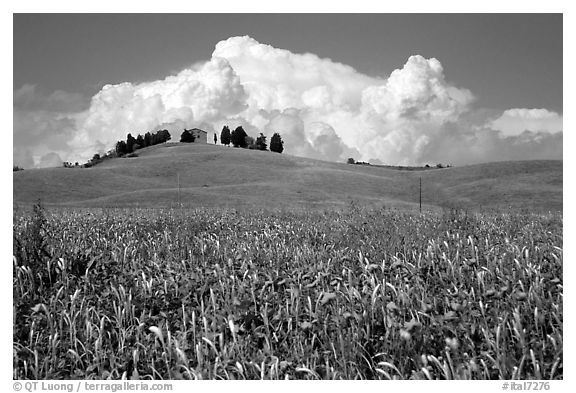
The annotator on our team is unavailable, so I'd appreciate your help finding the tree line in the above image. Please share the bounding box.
[115,129,172,156]
[61,125,285,169]
[61,129,172,168]
[218,126,284,153]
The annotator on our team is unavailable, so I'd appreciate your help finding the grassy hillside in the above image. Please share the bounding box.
[13,143,562,212]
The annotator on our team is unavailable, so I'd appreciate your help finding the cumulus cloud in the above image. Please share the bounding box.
[69,57,247,159]
[354,55,475,165]
[13,84,87,168]
[306,122,360,162]
[417,123,562,165]
[489,108,563,136]
[37,152,64,168]
[361,56,473,123]
[13,35,562,168]
[213,36,375,113]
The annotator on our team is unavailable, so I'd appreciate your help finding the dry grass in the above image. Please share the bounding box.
[13,204,562,379]
[13,143,562,212]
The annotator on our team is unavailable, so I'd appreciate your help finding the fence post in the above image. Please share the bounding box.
[419,177,422,213]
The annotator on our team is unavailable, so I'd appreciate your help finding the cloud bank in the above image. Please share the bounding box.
[13,84,87,168]
[14,36,562,168]
[489,108,563,136]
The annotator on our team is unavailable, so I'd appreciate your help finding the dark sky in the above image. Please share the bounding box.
[13,13,562,113]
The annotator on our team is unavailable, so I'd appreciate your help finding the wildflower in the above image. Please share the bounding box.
[445,337,459,350]
[400,329,412,341]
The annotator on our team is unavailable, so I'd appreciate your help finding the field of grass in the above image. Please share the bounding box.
[13,204,563,380]
[13,143,562,212]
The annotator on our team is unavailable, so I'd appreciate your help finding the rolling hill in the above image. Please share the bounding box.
[13,143,563,212]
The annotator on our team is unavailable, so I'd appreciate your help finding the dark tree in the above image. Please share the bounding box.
[347,158,355,164]
[115,140,128,156]
[156,129,171,144]
[220,126,231,146]
[255,133,268,151]
[231,126,248,148]
[180,129,196,143]
[92,154,101,161]
[144,132,152,147]
[270,132,284,153]
[214,133,218,144]
[136,134,145,148]
[126,133,137,153]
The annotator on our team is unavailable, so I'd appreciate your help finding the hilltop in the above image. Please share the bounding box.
[13,143,562,212]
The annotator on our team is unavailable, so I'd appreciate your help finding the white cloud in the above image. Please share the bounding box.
[13,84,84,168]
[38,152,63,168]
[263,109,317,159]
[69,57,247,160]
[306,122,359,162]
[361,56,473,123]
[418,123,563,165]
[212,38,477,165]
[212,36,375,112]
[489,108,563,136]
[354,55,475,165]
[13,36,563,168]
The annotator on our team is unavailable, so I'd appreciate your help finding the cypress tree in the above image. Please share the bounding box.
[126,133,137,153]
[220,126,231,146]
[231,126,248,148]
[270,132,284,153]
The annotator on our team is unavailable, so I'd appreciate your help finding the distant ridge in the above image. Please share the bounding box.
[13,143,562,212]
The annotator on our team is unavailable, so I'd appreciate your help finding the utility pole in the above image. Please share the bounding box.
[177,173,181,206]
[419,177,422,213]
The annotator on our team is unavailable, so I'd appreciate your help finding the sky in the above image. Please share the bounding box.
[13,13,563,168]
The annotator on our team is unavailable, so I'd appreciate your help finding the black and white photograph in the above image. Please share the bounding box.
[9,4,567,388]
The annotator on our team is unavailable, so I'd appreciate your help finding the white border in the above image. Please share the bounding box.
[4,3,572,392]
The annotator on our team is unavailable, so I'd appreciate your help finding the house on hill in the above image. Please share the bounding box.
[185,128,208,143]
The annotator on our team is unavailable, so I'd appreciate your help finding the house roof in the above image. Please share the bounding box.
[189,128,207,134]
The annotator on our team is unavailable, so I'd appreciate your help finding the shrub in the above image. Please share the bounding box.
[245,135,256,149]
[256,133,268,151]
